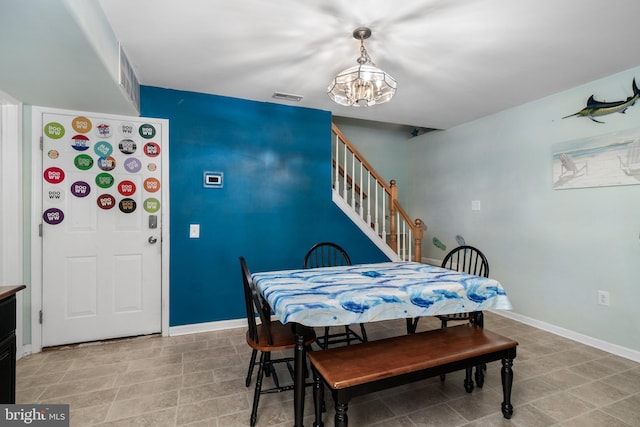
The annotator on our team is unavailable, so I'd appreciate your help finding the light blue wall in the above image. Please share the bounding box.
[140,87,389,326]
[408,67,640,352]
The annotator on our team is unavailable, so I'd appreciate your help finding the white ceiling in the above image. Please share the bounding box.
[3,1,640,130]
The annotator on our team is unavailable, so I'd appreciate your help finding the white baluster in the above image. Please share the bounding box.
[367,171,371,227]
[333,135,340,194]
[342,142,348,200]
[358,162,364,218]
[381,188,386,240]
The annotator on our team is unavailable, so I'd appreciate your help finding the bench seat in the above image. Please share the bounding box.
[308,324,518,427]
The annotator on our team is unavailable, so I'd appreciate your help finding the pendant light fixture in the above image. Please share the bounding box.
[328,27,397,107]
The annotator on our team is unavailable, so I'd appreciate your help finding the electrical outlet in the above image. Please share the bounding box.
[597,290,610,307]
[189,224,200,238]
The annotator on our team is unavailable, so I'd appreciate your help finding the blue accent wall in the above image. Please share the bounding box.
[140,86,389,326]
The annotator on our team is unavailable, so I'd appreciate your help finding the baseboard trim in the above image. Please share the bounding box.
[491,310,640,363]
[169,318,247,336]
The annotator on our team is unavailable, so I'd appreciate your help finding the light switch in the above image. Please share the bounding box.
[471,200,481,211]
[189,224,200,238]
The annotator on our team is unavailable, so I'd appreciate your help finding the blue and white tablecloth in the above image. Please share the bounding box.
[253,261,512,327]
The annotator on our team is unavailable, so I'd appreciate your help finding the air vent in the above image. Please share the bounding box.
[272,92,304,102]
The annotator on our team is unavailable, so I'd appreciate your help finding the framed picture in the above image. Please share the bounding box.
[552,128,640,189]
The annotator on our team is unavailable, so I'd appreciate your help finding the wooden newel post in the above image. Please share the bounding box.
[389,180,398,252]
[413,218,424,263]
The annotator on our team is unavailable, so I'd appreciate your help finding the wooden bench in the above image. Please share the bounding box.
[307,324,518,427]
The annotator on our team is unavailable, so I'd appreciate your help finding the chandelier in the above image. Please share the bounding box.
[328,27,397,107]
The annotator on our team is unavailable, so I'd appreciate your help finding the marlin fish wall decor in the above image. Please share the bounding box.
[563,78,640,123]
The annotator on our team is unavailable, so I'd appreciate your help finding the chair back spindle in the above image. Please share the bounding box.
[442,245,489,278]
[303,242,351,269]
[240,256,273,345]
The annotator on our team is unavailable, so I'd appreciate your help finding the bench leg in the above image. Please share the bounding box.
[501,358,514,419]
[464,366,474,393]
[475,363,486,388]
[312,368,324,427]
[335,401,349,427]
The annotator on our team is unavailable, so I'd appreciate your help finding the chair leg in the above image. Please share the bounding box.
[312,367,324,427]
[344,326,351,345]
[359,323,368,342]
[464,366,474,393]
[475,363,487,388]
[264,352,272,378]
[250,352,267,427]
[245,349,258,387]
[321,326,331,349]
[406,318,420,334]
[439,318,448,382]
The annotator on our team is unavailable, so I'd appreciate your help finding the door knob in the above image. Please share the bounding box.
[148,236,158,244]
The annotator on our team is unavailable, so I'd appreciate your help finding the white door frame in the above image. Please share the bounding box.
[29,106,170,352]
[0,92,25,358]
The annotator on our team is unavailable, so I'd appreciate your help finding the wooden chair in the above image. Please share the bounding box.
[303,242,368,349]
[436,245,490,327]
[407,245,490,385]
[240,257,316,427]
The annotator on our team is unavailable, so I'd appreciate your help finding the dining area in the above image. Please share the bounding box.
[13,244,640,426]
[242,242,516,427]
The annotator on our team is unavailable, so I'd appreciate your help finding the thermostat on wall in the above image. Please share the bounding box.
[203,171,224,188]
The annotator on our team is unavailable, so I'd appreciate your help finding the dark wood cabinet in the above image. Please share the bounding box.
[0,286,25,404]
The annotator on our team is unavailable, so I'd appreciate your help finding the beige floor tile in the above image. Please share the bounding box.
[408,402,468,426]
[105,389,179,422]
[568,380,630,407]
[558,409,633,427]
[530,391,596,421]
[601,393,640,426]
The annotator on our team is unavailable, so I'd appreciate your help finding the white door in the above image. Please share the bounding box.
[41,111,165,346]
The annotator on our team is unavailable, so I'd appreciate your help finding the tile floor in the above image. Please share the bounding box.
[16,312,640,426]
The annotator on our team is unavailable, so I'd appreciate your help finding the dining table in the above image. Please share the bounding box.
[252,261,512,427]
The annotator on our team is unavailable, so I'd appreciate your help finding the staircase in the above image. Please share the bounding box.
[331,123,425,262]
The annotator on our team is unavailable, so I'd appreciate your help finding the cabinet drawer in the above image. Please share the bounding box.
[0,295,16,339]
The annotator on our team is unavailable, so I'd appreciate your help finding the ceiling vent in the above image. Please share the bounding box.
[272,92,304,102]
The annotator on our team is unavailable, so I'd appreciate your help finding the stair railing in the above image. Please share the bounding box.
[331,123,424,262]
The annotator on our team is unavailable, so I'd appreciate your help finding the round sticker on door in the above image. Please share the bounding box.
[94,141,113,157]
[43,208,64,225]
[147,163,157,172]
[95,173,115,188]
[118,180,136,196]
[70,181,91,198]
[119,122,135,138]
[48,150,59,159]
[118,139,137,154]
[123,157,142,173]
[139,124,156,139]
[72,116,92,133]
[143,177,160,192]
[71,134,90,151]
[143,142,160,157]
[97,194,116,210]
[95,122,112,138]
[74,154,93,171]
[119,198,137,213]
[44,167,65,184]
[45,187,65,203]
[44,122,65,139]
[143,197,160,213]
[97,156,116,171]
